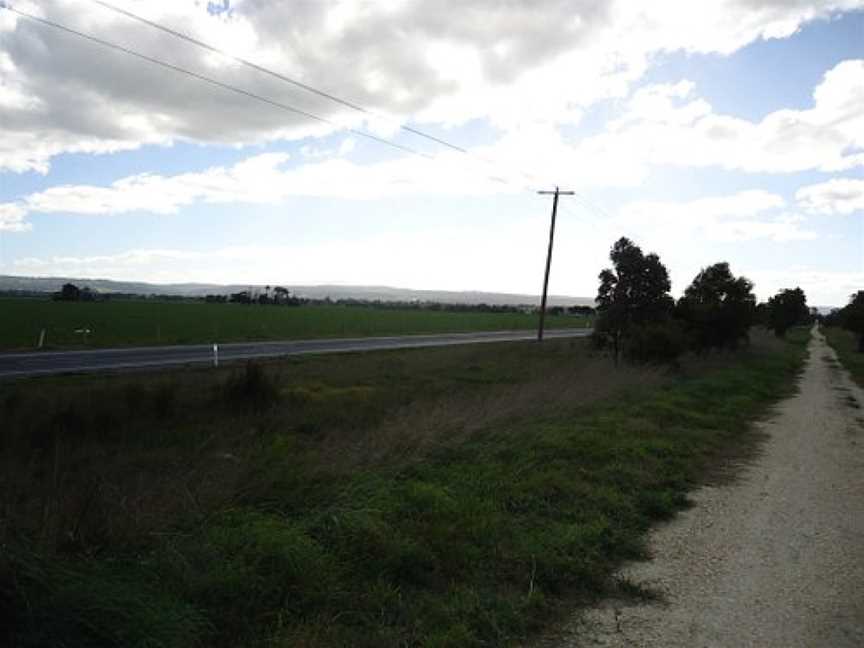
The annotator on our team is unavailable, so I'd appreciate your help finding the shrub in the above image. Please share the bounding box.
[223,362,280,411]
[624,320,687,365]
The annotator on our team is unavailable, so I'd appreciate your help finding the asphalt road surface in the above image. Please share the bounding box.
[0,328,592,379]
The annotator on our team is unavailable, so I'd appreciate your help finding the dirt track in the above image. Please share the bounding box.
[543,327,864,647]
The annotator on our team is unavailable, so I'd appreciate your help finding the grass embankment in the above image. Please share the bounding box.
[0,329,808,647]
[0,299,587,350]
[823,326,864,387]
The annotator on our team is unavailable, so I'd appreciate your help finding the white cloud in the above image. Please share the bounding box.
[5,152,832,249]
[618,190,816,243]
[0,202,30,231]
[594,190,824,303]
[747,268,864,306]
[4,147,525,228]
[796,177,864,215]
[23,152,298,215]
[2,0,862,173]
[8,219,554,294]
[578,59,864,176]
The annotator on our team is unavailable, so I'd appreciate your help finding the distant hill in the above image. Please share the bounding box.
[0,275,595,307]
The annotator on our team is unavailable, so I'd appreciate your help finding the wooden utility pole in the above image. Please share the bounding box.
[537,187,575,341]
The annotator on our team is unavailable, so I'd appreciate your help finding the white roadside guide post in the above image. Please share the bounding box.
[38,328,46,349]
[213,343,219,368]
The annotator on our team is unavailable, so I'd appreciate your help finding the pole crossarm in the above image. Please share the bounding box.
[536,187,575,342]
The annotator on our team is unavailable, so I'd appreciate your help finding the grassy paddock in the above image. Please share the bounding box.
[0,329,808,647]
[823,326,864,388]
[0,298,587,350]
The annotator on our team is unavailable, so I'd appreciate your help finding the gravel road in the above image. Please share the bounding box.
[541,327,864,647]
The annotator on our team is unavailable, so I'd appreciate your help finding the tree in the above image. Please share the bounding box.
[567,305,595,317]
[840,291,864,352]
[273,286,301,306]
[767,287,809,338]
[595,237,674,364]
[79,286,97,302]
[230,291,252,305]
[53,283,81,301]
[677,262,755,351]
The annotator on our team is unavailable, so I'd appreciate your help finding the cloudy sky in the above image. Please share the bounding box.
[1,0,862,305]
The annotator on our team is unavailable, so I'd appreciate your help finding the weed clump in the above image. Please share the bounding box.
[166,510,336,636]
[223,362,281,412]
[624,320,688,365]
[1,545,210,648]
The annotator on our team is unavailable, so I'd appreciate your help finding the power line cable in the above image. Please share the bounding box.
[87,0,542,188]
[89,0,476,156]
[2,2,434,161]
[4,2,614,207]
[5,2,530,189]
[559,203,601,242]
[90,0,503,163]
[568,194,615,222]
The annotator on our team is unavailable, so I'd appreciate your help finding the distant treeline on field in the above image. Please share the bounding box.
[7,282,595,317]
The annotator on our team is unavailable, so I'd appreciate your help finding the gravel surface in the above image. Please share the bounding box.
[539,327,864,648]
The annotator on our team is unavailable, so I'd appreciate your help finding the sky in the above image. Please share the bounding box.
[0,0,862,306]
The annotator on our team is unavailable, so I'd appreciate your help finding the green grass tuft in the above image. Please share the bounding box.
[824,327,864,388]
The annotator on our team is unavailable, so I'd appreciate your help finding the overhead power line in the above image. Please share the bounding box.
[3,3,433,160]
[88,0,543,187]
[562,194,614,223]
[5,3,530,188]
[90,0,475,154]
[3,2,618,216]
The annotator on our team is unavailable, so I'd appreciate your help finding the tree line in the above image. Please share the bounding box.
[214,286,303,306]
[44,283,596,317]
[52,283,99,302]
[822,292,864,352]
[593,237,814,365]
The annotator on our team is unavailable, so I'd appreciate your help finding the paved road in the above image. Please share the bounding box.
[538,327,864,647]
[0,328,592,379]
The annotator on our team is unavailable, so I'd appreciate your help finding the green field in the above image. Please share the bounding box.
[0,328,808,647]
[0,298,588,350]
[824,326,864,387]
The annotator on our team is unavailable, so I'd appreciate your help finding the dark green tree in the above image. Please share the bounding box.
[595,237,674,364]
[840,291,864,352]
[754,301,769,327]
[767,287,809,338]
[677,262,755,350]
[54,283,81,301]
